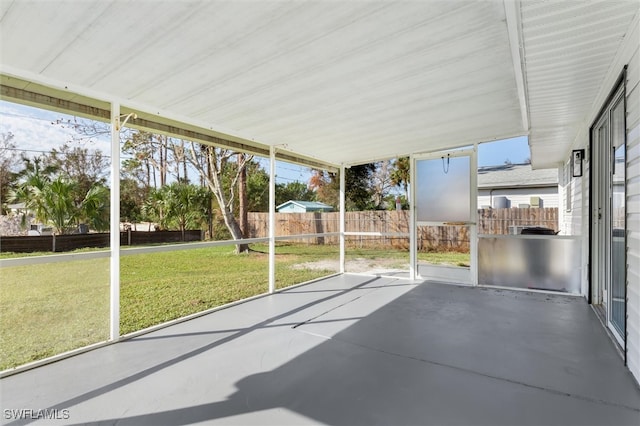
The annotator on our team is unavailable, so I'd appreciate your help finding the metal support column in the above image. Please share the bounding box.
[470,144,478,285]
[268,146,276,293]
[109,103,120,340]
[409,154,417,280]
[339,164,346,273]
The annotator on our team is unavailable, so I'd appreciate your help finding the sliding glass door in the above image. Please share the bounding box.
[592,84,626,346]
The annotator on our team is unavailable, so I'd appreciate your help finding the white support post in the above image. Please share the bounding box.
[109,103,121,340]
[470,144,479,286]
[409,155,416,280]
[268,146,276,293]
[339,164,346,274]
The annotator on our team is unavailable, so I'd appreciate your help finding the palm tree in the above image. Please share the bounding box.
[144,183,209,240]
[11,157,110,234]
[41,177,78,235]
[9,157,55,228]
[390,157,410,201]
[165,183,209,240]
[143,187,169,230]
[79,185,110,232]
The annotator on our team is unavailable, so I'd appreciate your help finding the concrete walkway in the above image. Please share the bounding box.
[1,274,639,425]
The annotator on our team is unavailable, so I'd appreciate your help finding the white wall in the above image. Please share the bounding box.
[559,13,640,383]
[625,28,640,385]
[478,187,558,209]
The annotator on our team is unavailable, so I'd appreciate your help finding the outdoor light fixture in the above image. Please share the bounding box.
[571,149,584,178]
[116,113,137,131]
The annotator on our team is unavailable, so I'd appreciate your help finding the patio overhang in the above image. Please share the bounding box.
[2,1,636,169]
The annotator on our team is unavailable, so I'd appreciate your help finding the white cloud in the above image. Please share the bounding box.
[0,101,110,156]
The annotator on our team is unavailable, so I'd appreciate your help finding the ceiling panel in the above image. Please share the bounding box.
[521,0,638,168]
[2,1,635,168]
[0,0,525,166]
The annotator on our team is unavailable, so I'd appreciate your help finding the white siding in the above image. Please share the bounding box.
[558,153,587,295]
[558,160,585,236]
[477,187,558,209]
[559,13,639,383]
[558,156,589,294]
[626,38,640,382]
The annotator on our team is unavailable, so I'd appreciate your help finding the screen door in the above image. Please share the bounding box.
[413,149,477,285]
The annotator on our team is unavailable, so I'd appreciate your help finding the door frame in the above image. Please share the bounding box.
[410,147,478,285]
[589,69,627,351]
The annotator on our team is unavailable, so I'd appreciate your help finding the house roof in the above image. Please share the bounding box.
[0,1,637,169]
[478,163,558,189]
[276,200,334,211]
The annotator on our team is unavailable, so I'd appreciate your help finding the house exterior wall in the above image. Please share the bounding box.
[625,28,640,384]
[478,187,558,209]
[559,14,639,383]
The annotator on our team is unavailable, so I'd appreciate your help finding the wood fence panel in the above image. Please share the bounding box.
[0,231,203,253]
[248,208,558,251]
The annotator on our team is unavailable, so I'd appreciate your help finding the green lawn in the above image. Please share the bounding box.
[0,243,468,371]
[0,258,110,370]
[0,243,334,370]
[419,251,470,267]
[119,244,335,334]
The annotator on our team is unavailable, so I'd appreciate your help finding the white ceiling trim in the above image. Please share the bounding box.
[504,0,530,133]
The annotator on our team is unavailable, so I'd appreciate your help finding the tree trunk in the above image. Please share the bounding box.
[163,138,168,186]
[194,145,249,253]
[159,138,167,187]
[182,140,189,183]
[222,204,249,253]
[238,153,248,237]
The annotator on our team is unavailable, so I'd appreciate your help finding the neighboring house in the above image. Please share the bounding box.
[276,200,334,213]
[477,163,558,209]
[6,202,28,215]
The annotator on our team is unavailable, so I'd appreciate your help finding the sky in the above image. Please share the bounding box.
[478,136,530,167]
[0,101,109,154]
[1,100,531,184]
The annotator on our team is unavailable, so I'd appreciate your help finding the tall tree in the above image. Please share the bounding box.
[238,153,248,237]
[370,160,394,209]
[246,161,270,212]
[122,131,164,189]
[44,143,109,203]
[120,178,147,224]
[0,132,21,212]
[275,181,316,206]
[58,117,259,252]
[10,159,109,235]
[185,143,251,252]
[143,183,209,240]
[10,156,57,226]
[390,156,410,200]
[309,164,375,210]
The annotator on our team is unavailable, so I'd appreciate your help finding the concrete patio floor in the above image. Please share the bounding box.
[1,274,639,425]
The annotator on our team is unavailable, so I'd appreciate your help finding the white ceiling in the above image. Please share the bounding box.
[520,0,638,167]
[0,0,638,169]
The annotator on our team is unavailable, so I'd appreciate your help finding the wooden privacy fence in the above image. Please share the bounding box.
[477,207,558,235]
[248,208,558,251]
[0,230,202,253]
